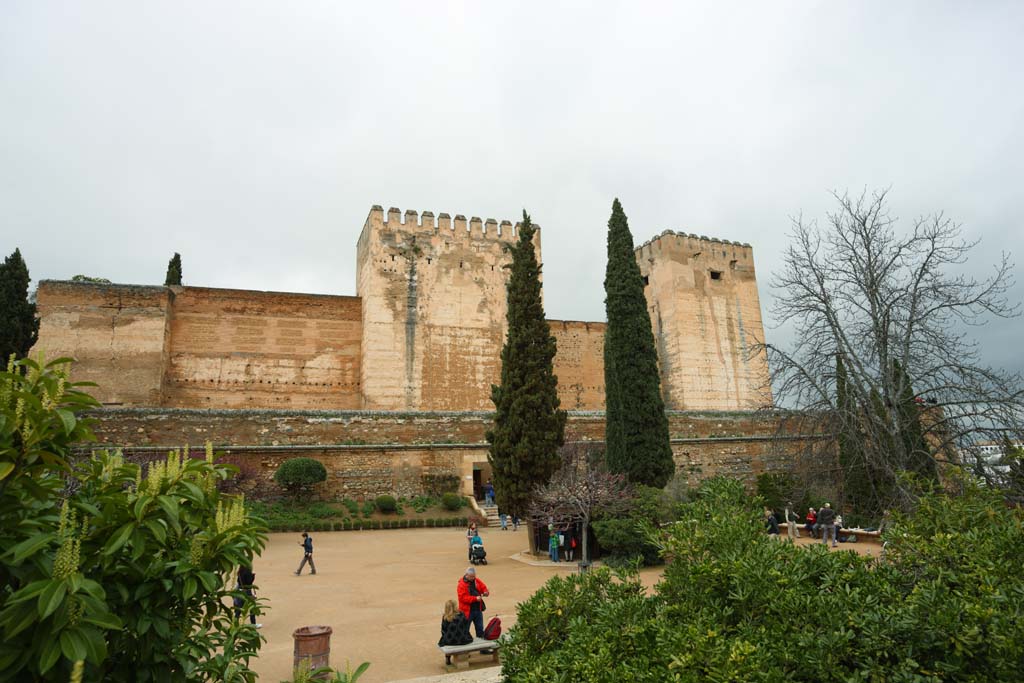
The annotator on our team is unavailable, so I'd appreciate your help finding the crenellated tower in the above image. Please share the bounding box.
[356,205,539,410]
[635,230,772,411]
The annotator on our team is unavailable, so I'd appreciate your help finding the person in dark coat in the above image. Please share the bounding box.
[818,502,838,547]
[438,599,473,646]
[233,564,261,628]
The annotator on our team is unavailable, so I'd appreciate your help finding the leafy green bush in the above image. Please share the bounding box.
[360,501,374,518]
[0,357,267,681]
[502,476,1024,682]
[592,485,666,565]
[374,495,397,513]
[341,498,360,515]
[273,458,327,500]
[441,492,463,511]
[410,495,435,513]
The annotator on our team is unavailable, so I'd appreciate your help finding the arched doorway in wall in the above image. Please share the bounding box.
[471,460,493,502]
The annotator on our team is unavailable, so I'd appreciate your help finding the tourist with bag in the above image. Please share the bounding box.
[456,566,490,638]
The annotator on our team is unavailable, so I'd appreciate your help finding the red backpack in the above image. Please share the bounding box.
[482,616,501,640]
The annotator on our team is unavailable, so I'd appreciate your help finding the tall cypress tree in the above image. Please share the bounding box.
[603,199,674,488]
[836,354,875,516]
[892,359,937,483]
[487,212,566,523]
[0,248,39,362]
[164,253,182,286]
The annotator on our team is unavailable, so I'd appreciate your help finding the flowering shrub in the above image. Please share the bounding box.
[0,357,267,682]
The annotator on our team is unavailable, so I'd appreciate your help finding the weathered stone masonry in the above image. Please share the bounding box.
[34,203,782,499]
[85,409,803,499]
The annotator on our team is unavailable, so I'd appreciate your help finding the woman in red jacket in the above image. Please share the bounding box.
[456,566,490,638]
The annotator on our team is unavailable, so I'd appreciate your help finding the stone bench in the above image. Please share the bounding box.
[780,523,882,539]
[438,638,500,669]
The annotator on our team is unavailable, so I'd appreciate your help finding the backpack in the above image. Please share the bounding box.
[482,616,501,640]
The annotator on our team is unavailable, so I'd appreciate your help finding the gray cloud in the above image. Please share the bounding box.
[2,1,1021,375]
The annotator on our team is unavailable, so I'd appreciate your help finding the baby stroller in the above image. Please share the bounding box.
[470,536,487,565]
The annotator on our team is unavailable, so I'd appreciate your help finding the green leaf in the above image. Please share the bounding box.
[155,495,180,529]
[198,571,218,592]
[144,518,167,543]
[38,636,62,674]
[6,532,55,563]
[55,408,76,435]
[80,626,107,664]
[134,495,151,520]
[0,601,38,638]
[183,577,197,601]
[0,461,13,481]
[38,580,67,619]
[101,522,134,556]
[82,611,123,631]
[60,629,88,661]
[7,579,52,605]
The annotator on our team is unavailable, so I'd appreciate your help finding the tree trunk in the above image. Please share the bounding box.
[526,520,538,555]
[581,515,590,568]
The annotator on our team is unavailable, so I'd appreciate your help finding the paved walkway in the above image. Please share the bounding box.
[250,527,649,683]
[249,526,878,682]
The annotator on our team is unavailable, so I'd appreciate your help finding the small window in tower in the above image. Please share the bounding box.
[642,275,650,286]
[709,270,722,281]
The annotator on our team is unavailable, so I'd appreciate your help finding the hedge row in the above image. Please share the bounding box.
[262,516,471,533]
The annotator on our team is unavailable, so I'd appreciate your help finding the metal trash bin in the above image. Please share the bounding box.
[577,561,593,574]
[293,625,333,676]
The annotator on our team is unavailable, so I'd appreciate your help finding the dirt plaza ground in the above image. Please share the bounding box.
[250,526,878,682]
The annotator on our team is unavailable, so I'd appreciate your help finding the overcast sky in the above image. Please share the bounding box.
[2,2,1021,375]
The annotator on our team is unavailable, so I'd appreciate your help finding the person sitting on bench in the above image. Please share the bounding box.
[438,599,473,646]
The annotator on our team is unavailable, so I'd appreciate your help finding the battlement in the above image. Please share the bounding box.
[362,204,534,243]
[635,229,754,264]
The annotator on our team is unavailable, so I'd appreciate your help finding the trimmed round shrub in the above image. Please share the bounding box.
[273,457,327,499]
[375,494,398,513]
[441,492,463,511]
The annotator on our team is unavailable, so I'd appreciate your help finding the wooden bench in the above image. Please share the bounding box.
[438,638,500,669]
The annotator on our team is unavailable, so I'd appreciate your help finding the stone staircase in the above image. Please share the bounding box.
[481,503,500,528]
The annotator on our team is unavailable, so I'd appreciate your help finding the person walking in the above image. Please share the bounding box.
[466,521,478,561]
[456,567,490,639]
[484,480,495,506]
[233,564,262,628]
[512,514,520,531]
[499,512,508,530]
[785,502,801,540]
[438,599,473,646]
[295,531,316,575]
[818,503,837,548]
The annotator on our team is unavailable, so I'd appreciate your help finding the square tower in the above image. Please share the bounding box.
[636,231,772,410]
[355,206,535,410]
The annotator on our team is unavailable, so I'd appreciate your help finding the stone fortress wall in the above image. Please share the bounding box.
[33,204,783,498]
[34,204,771,413]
